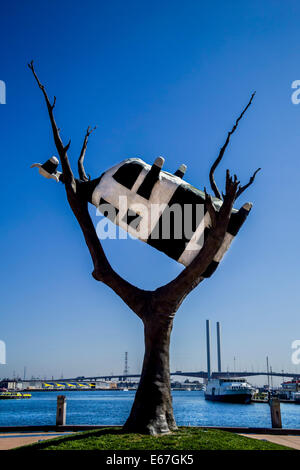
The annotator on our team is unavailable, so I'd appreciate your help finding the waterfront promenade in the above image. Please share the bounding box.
[0,432,74,450]
[238,433,300,450]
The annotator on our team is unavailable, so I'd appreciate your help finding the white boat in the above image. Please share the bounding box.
[205,378,254,404]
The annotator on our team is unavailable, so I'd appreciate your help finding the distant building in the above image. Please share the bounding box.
[0,380,23,390]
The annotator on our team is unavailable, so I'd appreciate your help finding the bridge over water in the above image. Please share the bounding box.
[22,370,300,383]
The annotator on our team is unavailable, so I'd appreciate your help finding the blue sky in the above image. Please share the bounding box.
[1,0,300,385]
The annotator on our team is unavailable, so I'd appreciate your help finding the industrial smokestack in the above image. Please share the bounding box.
[206,320,211,379]
[216,322,222,373]
[266,356,270,389]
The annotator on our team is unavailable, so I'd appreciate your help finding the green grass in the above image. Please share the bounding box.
[15,427,292,451]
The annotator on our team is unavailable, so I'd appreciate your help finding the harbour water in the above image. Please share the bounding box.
[0,390,300,428]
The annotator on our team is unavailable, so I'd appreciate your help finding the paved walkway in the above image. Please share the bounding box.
[1,431,299,450]
[0,432,74,450]
[240,433,300,450]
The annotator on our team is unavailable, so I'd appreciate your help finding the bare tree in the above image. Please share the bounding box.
[28,62,260,435]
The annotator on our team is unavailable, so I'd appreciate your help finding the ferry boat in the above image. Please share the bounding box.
[0,390,31,400]
[279,379,300,402]
[205,378,254,404]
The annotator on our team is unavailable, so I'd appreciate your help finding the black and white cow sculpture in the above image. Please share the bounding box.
[31,156,251,275]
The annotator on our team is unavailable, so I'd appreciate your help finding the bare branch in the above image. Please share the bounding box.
[28,61,74,186]
[78,126,96,181]
[64,139,71,152]
[235,167,261,199]
[204,187,217,228]
[209,92,256,200]
[225,169,240,197]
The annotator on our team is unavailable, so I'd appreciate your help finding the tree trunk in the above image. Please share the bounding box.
[123,312,177,435]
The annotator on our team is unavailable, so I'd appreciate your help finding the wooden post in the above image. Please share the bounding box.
[269,397,282,428]
[56,395,67,426]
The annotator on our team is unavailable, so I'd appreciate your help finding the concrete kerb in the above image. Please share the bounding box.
[0,425,299,435]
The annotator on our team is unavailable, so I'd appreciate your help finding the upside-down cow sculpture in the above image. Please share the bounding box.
[31,155,254,271]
